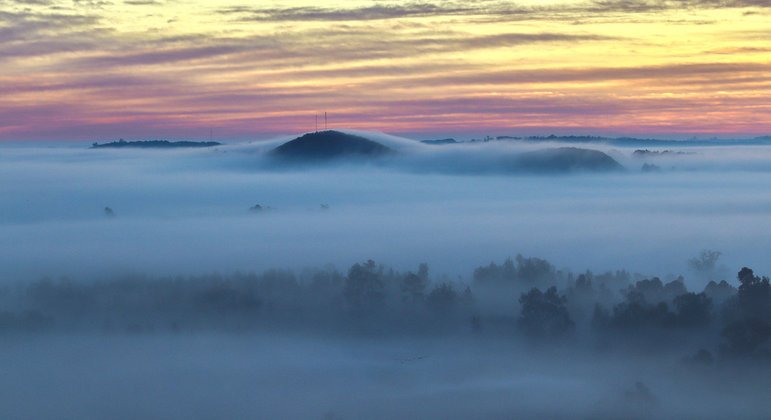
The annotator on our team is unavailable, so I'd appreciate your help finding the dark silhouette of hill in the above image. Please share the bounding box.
[633,149,691,157]
[270,130,394,162]
[422,138,457,145]
[91,139,221,149]
[515,147,623,173]
[494,134,771,147]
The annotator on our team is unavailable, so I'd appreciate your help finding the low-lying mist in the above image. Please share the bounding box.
[3,135,771,282]
[1,132,770,419]
[0,255,769,419]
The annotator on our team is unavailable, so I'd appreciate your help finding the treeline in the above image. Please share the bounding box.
[0,255,768,361]
[90,139,221,149]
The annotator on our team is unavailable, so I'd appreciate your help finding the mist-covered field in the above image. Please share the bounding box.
[1,133,770,419]
[1,334,768,419]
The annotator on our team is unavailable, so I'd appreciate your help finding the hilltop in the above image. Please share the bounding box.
[270,130,395,162]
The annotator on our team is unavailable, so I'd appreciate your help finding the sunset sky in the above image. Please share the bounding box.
[1,0,769,141]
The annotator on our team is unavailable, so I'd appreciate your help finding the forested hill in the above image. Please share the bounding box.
[91,140,221,149]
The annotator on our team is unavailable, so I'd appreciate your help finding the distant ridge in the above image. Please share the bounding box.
[91,139,221,149]
[270,130,394,162]
[490,134,771,147]
[515,147,623,173]
[421,138,457,145]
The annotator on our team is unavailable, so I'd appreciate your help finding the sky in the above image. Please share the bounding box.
[1,0,770,141]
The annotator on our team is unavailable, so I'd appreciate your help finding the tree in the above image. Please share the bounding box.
[610,294,676,330]
[663,277,687,300]
[515,255,555,284]
[426,283,458,314]
[400,263,428,303]
[518,286,574,338]
[688,250,721,276]
[703,280,736,304]
[736,267,770,320]
[473,258,516,286]
[473,255,557,288]
[623,278,661,304]
[673,292,712,327]
[343,260,385,314]
[719,268,771,358]
[574,273,593,295]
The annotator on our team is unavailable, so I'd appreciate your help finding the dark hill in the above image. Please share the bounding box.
[422,138,457,145]
[514,147,623,173]
[91,140,221,149]
[270,131,394,162]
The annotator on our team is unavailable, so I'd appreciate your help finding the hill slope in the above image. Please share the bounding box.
[515,147,623,173]
[270,131,394,162]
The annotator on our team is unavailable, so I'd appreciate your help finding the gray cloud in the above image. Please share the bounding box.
[588,0,771,13]
[218,3,477,22]
[124,0,162,5]
[9,0,57,5]
[76,44,252,67]
[216,0,771,24]
[58,28,613,70]
[369,61,771,89]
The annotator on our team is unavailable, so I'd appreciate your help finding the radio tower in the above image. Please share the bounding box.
[325,112,328,130]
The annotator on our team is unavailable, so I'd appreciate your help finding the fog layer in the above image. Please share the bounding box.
[2,133,771,419]
[2,135,771,282]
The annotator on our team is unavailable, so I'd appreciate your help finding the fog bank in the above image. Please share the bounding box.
[2,134,771,419]
[3,137,771,283]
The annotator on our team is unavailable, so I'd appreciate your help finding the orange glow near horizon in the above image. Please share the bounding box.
[0,0,770,140]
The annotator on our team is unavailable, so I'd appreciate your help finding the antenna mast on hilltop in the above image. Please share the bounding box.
[325,112,328,130]
[315,114,318,133]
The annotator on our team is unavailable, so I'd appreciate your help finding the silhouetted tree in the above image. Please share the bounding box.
[689,250,721,276]
[518,286,574,338]
[663,277,687,300]
[673,292,712,327]
[515,255,556,284]
[343,260,385,314]
[473,255,558,288]
[574,273,593,295]
[624,277,664,304]
[719,268,771,358]
[703,280,736,304]
[426,283,458,314]
[400,263,428,303]
[473,258,516,286]
[610,298,675,330]
[736,267,770,320]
